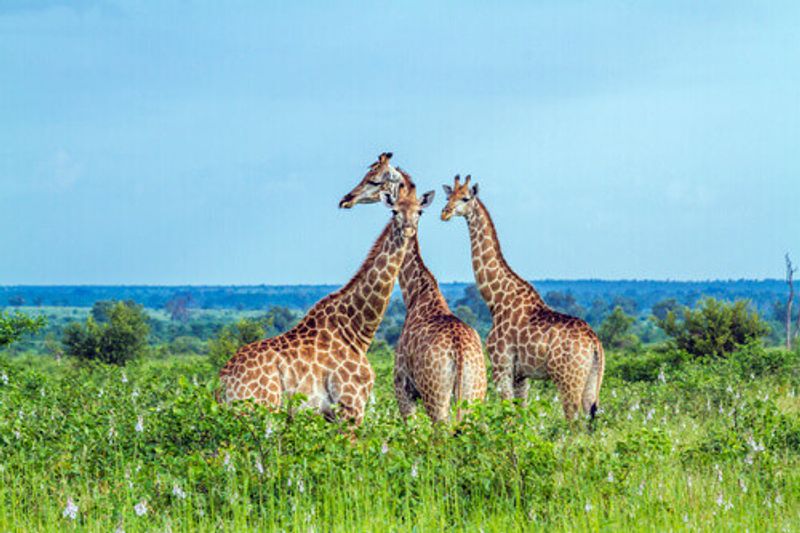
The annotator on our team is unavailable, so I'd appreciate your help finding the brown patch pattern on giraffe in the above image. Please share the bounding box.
[340,159,487,423]
[442,175,605,420]
[219,184,428,427]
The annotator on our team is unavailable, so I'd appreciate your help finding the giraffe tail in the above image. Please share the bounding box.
[583,341,605,419]
[454,345,466,424]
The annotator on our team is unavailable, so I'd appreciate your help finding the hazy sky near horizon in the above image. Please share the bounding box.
[1,1,798,285]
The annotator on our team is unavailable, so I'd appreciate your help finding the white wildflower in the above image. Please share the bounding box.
[115,525,125,533]
[108,426,117,440]
[265,424,274,439]
[744,454,754,465]
[1,372,8,385]
[775,494,783,506]
[223,453,234,472]
[134,501,147,516]
[62,498,78,520]
[726,385,733,394]
[297,479,305,493]
[40,388,45,397]
[131,389,140,399]
[121,372,128,384]
[638,481,645,496]
[192,375,199,387]
[657,368,666,384]
[14,430,21,440]
[98,388,104,398]
[381,442,389,455]
[739,479,747,493]
[410,463,418,478]
[172,484,186,500]
[255,459,264,475]
[645,409,655,422]
[584,502,593,513]
[135,416,144,433]
[715,493,724,507]
[606,471,614,483]
[611,390,617,398]
[682,514,689,524]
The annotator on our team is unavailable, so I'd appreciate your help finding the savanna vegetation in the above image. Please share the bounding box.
[1,283,799,531]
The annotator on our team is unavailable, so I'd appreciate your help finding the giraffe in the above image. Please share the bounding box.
[441,175,604,420]
[219,183,435,428]
[339,154,487,423]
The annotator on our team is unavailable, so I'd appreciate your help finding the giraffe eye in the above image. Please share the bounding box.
[392,209,398,215]
[367,180,382,186]
[461,197,470,203]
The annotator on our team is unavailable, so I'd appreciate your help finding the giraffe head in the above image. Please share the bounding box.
[440,174,479,221]
[339,152,404,209]
[383,182,436,239]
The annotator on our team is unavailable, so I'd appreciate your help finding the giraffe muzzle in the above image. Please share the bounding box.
[339,195,354,209]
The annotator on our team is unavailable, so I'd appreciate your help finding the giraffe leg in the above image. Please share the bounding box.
[487,329,513,400]
[422,390,450,425]
[394,368,418,420]
[513,374,530,406]
[555,378,583,421]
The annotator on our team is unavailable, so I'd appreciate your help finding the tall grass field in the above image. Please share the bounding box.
[1,346,798,531]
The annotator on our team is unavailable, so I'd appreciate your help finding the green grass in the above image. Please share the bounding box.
[0,348,798,532]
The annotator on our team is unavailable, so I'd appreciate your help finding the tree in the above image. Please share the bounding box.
[453,284,491,324]
[544,291,585,318]
[63,301,150,365]
[208,317,271,370]
[453,305,478,329]
[651,298,682,322]
[598,306,638,350]
[165,292,194,322]
[0,312,45,347]
[656,297,769,359]
[785,253,797,350]
[265,305,299,335]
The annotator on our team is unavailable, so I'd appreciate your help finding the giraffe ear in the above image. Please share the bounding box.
[419,190,436,209]
[442,184,453,197]
[470,183,479,197]
[380,190,395,208]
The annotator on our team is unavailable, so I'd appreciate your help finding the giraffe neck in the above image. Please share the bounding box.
[310,220,408,352]
[465,199,545,313]
[398,235,450,317]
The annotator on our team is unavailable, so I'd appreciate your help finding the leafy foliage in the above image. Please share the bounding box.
[208,317,272,370]
[598,306,639,350]
[656,297,770,358]
[0,311,45,347]
[62,301,150,365]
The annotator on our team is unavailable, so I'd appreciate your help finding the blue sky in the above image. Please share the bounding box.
[1,1,798,285]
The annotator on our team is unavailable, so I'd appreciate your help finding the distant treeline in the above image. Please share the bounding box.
[0,280,787,315]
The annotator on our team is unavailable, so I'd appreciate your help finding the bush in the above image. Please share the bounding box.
[608,348,687,382]
[62,301,150,365]
[598,306,639,351]
[731,343,797,378]
[208,317,270,370]
[0,311,45,347]
[656,297,769,359]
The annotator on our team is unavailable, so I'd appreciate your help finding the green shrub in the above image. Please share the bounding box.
[208,317,270,370]
[598,306,640,351]
[0,311,45,347]
[62,301,149,365]
[656,297,769,359]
